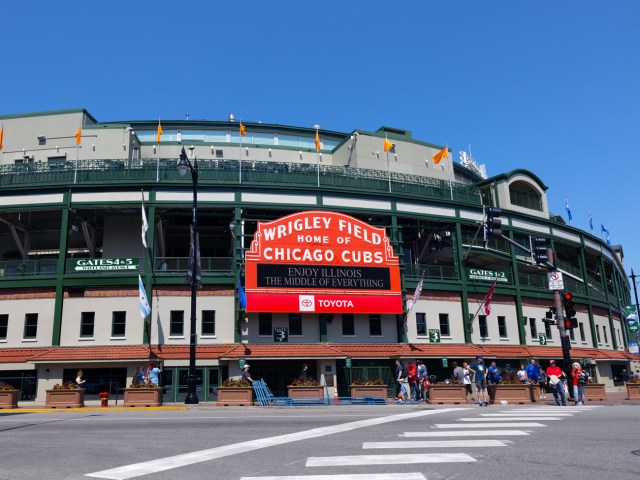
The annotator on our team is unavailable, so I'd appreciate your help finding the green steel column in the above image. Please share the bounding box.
[598,257,618,349]
[577,238,598,348]
[454,222,471,344]
[508,231,526,345]
[319,314,328,343]
[391,213,406,343]
[51,191,71,346]
[142,197,156,345]
[233,206,243,344]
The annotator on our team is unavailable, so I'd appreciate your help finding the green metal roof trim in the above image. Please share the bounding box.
[0,108,97,123]
[474,169,548,191]
[102,119,349,141]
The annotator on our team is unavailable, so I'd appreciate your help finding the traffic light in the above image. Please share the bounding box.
[532,237,548,265]
[563,292,577,329]
[485,207,502,240]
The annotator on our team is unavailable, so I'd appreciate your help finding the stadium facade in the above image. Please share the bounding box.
[0,108,637,402]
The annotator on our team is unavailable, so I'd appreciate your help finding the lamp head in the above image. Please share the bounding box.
[177,147,189,176]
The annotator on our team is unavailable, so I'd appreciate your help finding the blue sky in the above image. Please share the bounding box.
[2,1,639,290]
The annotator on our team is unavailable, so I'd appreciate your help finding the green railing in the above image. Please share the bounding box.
[0,259,57,277]
[404,263,459,281]
[154,257,233,274]
[0,158,481,205]
[460,231,510,254]
[555,257,583,279]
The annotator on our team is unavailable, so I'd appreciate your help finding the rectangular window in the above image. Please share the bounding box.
[170,311,184,337]
[545,321,553,339]
[80,312,95,338]
[416,313,427,336]
[342,314,355,336]
[569,328,575,341]
[439,313,450,336]
[24,313,38,339]
[0,314,8,340]
[259,313,272,336]
[617,329,622,346]
[112,311,126,337]
[479,315,488,338]
[202,310,216,337]
[579,322,586,342]
[596,325,601,343]
[289,313,302,336]
[369,314,382,336]
[603,326,608,344]
[529,318,538,339]
[497,316,507,338]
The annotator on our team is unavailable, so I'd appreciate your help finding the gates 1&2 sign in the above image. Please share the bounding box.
[245,211,402,313]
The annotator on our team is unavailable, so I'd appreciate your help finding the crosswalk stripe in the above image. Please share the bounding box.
[363,440,508,448]
[86,407,470,479]
[434,422,546,428]
[306,453,475,466]
[239,474,428,480]
[402,430,530,437]
[458,417,562,421]
[480,413,573,417]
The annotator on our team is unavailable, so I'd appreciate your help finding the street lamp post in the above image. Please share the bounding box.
[178,146,199,404]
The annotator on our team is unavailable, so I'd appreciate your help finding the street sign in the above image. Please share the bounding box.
[442,358,448,367]
[547,271,564,290]
[345,357,352,368]
[429,329,441,343]
[71,257,139,272]
[239,358,246,369]
[273,327,288,342]
[538,333,547,346]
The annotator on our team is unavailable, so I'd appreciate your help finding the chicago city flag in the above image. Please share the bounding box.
[139,275,151,319]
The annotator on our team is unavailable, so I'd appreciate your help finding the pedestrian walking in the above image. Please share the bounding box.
[469,355,489,406]
[571,362,588,405]
[241,364,254,385]
[462,362,474,402]
[76,370,87,388]
[525,359,540,384]
[546,360,567,406]
[538,367,547,399]
[395,360,406,400]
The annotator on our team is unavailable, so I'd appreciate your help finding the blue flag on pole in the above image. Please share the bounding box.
[601,223,611,246]
[589,211,593,232]
[139,274,151,318]
[238,278,247,310]
[565,199,572,223]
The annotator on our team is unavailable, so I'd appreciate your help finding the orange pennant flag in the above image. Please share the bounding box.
[156,121,163,143]
[0,126,3,151]
[432,146,448,164]
[240,122,247,136]
[383,136,394,152]
[315,130,321,152]
[75,127,82,145]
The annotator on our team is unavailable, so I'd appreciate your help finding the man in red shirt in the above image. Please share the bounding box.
[545,360,567,406]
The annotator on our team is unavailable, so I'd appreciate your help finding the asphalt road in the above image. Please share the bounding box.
[1,404,639,480]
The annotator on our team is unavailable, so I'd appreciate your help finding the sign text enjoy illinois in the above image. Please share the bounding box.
[245,211,402,313]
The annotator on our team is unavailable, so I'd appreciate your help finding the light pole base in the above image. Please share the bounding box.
[184,393,199,405]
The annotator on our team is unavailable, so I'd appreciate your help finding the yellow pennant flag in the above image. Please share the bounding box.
[432,146,448,164]
[240,122,247,136]
[315,130,321,152]
[0,126,3,151]
[156,121,163,143]
[75,127,82,145]
[383,136,394,152]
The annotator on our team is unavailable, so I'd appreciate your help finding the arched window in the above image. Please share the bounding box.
[509,180,542,211]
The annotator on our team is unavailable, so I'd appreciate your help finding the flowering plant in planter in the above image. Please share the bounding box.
[221,378,250,388]
[499,376,527,385]
[128,382,159,388]
[0,383,16,391]
[53,381,78,390]
[289,378,319,387]
[627,377,640,384]
[351,377,386,386]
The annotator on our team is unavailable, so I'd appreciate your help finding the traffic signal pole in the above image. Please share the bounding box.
[550,246,573,396]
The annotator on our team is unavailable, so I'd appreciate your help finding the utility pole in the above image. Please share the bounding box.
[549,247,573,394]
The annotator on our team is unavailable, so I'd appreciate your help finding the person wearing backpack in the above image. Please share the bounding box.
[571,362,588,405]
[395,360,407,400]
[416,360,428,401]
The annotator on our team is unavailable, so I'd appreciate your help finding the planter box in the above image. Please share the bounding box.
[488,384,532,404]
[584,383,607,402]
[123,388,163,407]
[287,386,325,398]
[428,384,467,404]
[217,387,253,406]
[350,385,388,400]
[626,383,640,400]
[0,390,19,409]
[45,389,85,408]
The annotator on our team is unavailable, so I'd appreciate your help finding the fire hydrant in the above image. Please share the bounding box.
[101,398,108,407]
[99,393,109,407]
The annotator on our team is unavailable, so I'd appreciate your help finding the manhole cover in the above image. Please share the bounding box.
[631,450,640,456]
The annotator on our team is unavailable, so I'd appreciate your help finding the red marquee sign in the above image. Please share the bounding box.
[245,211,402,313]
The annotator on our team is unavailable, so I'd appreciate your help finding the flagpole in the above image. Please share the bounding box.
[74,142,79,184]
[239,121,242,184]
[467,278,498,331]
[156,118,161,182]
[386,150,391,193]
[447,144,453,200]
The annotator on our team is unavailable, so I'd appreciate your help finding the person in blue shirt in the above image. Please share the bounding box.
[469,355,489,406]
[525,359,540,384]
[147,362,162,386]
[488,361,501,384]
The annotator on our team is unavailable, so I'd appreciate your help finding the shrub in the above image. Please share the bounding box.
[53,381,78,390]
[128,382,159,389]
[289,378,319,387]
[221,378,250,388]
[351,377,386,386]
[0,383,16,391]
